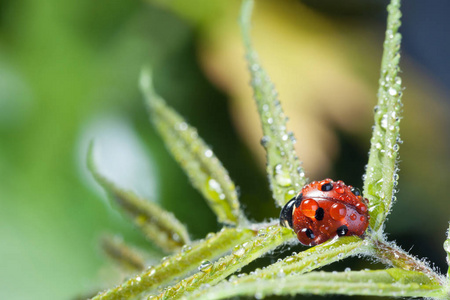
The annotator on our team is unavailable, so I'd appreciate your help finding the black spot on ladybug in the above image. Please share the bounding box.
[315,207,324,221]
[321,182,333,192]
[303,228,315,239]
[351,187,361,196]
[336,225,349,236]
[279,198,296,229]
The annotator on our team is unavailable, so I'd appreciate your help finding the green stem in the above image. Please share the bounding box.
[152,225,294,299]
[100,234,146,272]
[92,228,255,300]
[372,237,445,285]
[140,70,244,225]
[240,0,307,207]
[363,0,403,232]
[226,236,366,284]
[194,269,444,300]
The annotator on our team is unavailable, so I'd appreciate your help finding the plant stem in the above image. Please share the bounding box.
[92,228,255,300]
[372,237,445,285]
[152,226,294,299]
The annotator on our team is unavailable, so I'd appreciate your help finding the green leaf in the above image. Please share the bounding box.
[240,0,306,207]
[363,0,403,231]
[100,234,146,272]
[140,70,243,225]
[93,228,255,300]
[88,142,190,253]
[192,268,443,300]
[154,225,294,299]
[224,236,367,285]
[372,238,444,284]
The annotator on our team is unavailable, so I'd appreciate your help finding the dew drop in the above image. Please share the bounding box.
[257,229,266,238]
[273,164,292,187]
[233,246,245,257]
[300,199,319,218]
[198,260,213,273]
[335,186,344,194]
[319,224,330,234]
[381,114,388,129]
[388,87,398,96]
[444,239,450,255]
[205,178,225,203]
[285,257,294,263]
[260,136,270,147]
[178,122,188,131]
[204,149,213,158]
[330,203,347,220]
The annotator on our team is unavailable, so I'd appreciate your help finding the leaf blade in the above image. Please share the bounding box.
[154,225,294,299]
[193,268,443,300]
[100,234,147,272]
[226,236,367,285]
[240,0,307,207]
[93,227,255,300]
[88,143,190,252]
[140,70,243,225]
[363,0,403,231]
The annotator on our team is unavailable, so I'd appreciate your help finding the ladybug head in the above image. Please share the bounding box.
[279,193,302,229]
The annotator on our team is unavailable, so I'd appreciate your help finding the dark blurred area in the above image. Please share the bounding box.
[0,0,449,299]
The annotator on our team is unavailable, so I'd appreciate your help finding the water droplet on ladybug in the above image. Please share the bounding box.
[300,199,319,218]
[319,224,330,234]
[350,187,361,196]
[355,202,367,213]
[330,203,347,220]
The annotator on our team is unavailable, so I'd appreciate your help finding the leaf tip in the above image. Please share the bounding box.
[86,139,99,178]
[139,67,153,94]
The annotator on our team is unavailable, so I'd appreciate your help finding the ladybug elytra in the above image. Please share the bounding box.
[280,179,370,246]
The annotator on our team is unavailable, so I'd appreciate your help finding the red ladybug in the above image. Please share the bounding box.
[280,179,369,246]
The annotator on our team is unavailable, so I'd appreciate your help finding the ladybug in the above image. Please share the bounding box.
[279,179,369,246]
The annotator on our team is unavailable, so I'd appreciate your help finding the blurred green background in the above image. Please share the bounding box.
[1,0,449,299]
